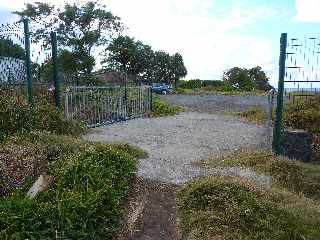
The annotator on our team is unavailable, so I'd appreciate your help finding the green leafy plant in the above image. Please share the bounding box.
[0,95,85,142]
[0,143,142,239]
[151,97,182,117]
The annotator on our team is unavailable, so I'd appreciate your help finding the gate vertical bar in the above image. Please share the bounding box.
[273,33,287,155]
[23,18,33,106]
[51,31,61,110]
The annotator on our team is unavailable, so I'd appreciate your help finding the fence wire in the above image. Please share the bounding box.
[0,21,26,85]
[284,35,320,105]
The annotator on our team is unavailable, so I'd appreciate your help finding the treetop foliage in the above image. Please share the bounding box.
[0,38,25,60]
[104,35,187,85]
[223,66,272,91]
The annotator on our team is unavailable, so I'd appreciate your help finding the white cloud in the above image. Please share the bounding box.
[1,0,280,82]
[293,0,320,22]
[108,0,278,80]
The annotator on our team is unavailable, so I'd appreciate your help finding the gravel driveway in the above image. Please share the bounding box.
[84,112,272,185]
[163,94,268,113]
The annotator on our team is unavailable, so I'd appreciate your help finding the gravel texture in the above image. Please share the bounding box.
[84,112,272,186]
[163,94,269,113]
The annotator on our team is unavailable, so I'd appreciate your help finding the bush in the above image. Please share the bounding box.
[0,143,138,239]
[152,97,182,117]
[0,95,85,142]
[179,79,202,89]
[201,80,225,88]
[283,96,320,134]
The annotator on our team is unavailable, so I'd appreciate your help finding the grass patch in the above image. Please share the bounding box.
[203,150,320,200]
[0,133,148,239]
[178,177,320,240]
[151,96,183,117]
[236,108,268,125]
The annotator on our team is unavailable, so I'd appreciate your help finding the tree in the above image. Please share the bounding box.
[170,53,187,88]
[14,1,122,84]
[223,66,271,91]
[0,38,25,60]
[223,67,253,91]
[103,36,187,86]
[249,66,272,91]
[103,36,154,83]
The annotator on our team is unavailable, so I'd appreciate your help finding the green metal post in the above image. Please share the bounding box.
[23,18,33,105]
[51,31,61,110]
[150,80,153,112]
[272,33,287,155]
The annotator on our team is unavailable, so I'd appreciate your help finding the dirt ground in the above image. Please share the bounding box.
[115,177,180,240]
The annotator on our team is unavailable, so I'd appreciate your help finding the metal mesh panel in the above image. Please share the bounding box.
[284,36,320,104]
[0,21,26,86]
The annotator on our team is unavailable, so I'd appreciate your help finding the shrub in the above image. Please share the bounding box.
[152,97,182,117]
[179,79,202,89]
[201,80,225,88]
[0,95,85,142]
[0,143,138,239]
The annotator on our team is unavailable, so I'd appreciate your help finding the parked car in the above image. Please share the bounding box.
[151,83,172,95]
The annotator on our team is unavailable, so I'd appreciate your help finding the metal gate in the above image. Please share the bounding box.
[273,33,320,154]
[64,86,152,127]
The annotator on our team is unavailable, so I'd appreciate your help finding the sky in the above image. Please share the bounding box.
[0,0,320,87]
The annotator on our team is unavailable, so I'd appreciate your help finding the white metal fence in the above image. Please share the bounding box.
[64,86,152,127]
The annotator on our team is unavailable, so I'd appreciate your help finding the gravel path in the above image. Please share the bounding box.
[163,94,268,113]
[84,112,272,185]
[85,94,273,239]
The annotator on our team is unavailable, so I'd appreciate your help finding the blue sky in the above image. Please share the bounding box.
[1,0,320,87]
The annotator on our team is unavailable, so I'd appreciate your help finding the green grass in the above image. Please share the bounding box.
[202,150,320,200]
[0,133,147,239]
[151,96,183,117]
[0,93,149,239]
[178,177,320,240]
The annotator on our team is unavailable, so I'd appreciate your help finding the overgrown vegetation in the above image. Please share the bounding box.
[176,79,266,95]
[283,95,320,134]
[203,150,320,200]
[0,93,147,239]
[238,94,320,132]
[236,108,268,124]
[178,177,320,240]
[151,96,183,117]
[237,95,320,161]
[0,95,85,142]
[0,136,146,239]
